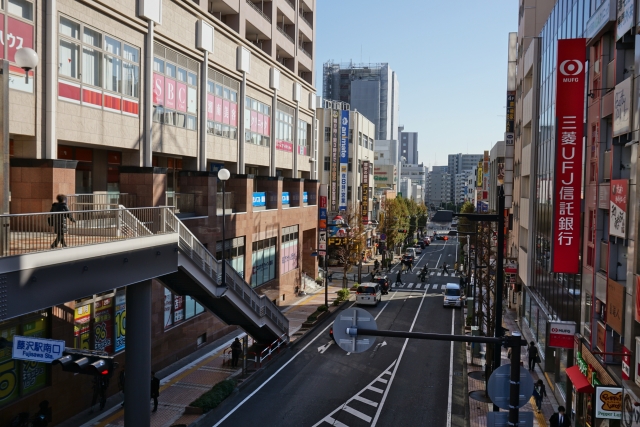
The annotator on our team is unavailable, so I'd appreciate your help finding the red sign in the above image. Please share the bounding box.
[319,195,327,209]
[222,100,230,124]
[251,111,258,132]
[552,38,586,274]
[276,140,293,152]
[609,179,628,238]
[230,102,237,126]
[635,275,640,323]
[153,73,164,105]
[207,94,214,120]
[165,78,176,109]
[548,321,576,349]
[214,97,223,122]
[0,16,34,63]
[622,346,631,381]
[176,82,187,112]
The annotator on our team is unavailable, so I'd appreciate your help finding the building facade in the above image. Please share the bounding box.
[447,153,483,202]
[426,169,451,208]
[488,140,505,212]
[322,62,399,141]
[0,0,318,422]
[399,130,419,164]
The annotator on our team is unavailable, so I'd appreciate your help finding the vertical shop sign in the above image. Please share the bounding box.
[362,161,370,223]
[153,73,164,105]
[552,38,586,274]
[607,278,624,334]
[94,298,114,353]
[339,110,349,211]
[114,291,126,352]
[330,110,340,212]
[74,304,92,350]
[174,296,184,323]
[609,179,628,238]
[318,185,328,256]
[622,346,631,381]
[21,319,48,394]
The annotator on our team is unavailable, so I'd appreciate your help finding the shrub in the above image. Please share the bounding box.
[337,288,351,301]
[466,315,473,326]
[317,304,328,312]
[190,379,237,412]
[332,299,340,306]
[315,277,323,284]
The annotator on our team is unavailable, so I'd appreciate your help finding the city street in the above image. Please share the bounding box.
[206,239,466,427]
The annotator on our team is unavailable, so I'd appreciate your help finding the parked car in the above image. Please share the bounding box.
[356,283,382,306]
[413,243,423,254]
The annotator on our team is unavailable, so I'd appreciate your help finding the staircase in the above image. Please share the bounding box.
[158,210,289,343]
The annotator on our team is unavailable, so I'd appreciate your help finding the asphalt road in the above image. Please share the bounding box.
[206,238,465,427]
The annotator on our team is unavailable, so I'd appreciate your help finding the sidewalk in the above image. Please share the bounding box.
[466,307,559,427]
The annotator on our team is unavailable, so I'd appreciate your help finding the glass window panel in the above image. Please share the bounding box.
[103,55,121,92]
[82,47,101,86]
[59,39,80,79]
[184,296,196,319]
[164,110,175,126]
[177,68,187,83]
[164,288,173,328]
[122,62,139,97]
[166,63,176,78]
[188,72,197,86]
[104,36,121,55]
[195,302,204,314]
[123,44,139,63]
[153,58,164,73]
[8,0,32,20]
[230,91,237,102]
[229,127,237,140]
[215,84,223,96]
[223,88,230,99]
[187,115,197,130]
[60,16,80,39]
[83,27,101,48]
[153,106,164,123]
[176,112,186,128]
[208,81,215,93]
[252,99,258,110]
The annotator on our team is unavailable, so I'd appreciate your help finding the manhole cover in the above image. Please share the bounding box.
[468,371,486,381]
[469,390,493,403]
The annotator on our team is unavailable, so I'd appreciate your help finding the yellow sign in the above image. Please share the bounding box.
[477,163,483,187]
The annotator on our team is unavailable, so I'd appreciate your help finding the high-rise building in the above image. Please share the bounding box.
[323,62,399,141]
[489,141,505,212]
[399,130,419,164]
[426,169,451,208]
[374,140,401,192]
[447,153,483,201]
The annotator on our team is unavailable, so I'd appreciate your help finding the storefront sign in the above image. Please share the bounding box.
[114,291,126,352]
[362,161,370,224]
[330,110,339,212]
[303,192,308,204]
[476,163,483,188]
[328,237,348,246]
[616,0,634,40]
[622,346,631,381]
[276,140,293,152]
[11,336,64,364]
[339,110,349,211]
[599,183,610,209]
[94,298,114,353]
[636,276,640,324]
[596,386,623,419]
[552,38,586,274]
[597,321,607,352]
[548,321,575,349]
[74,304,91,350]
[607,278,625,334]
[282,192,290,205]
[585,0,614,39]
[613,78,632,135]
[622,386,640,426]
[252,192,266,207]
[610,179,628,238]
[318,185,327,254]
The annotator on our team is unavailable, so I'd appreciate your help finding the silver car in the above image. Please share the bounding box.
[356,283,382,306]
[443,283,463,308]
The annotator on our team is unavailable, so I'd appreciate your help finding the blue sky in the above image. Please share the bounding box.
[315,1,519,167]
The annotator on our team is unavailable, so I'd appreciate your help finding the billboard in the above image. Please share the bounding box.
[551,38,586,274]
[609,179,628,238]
[330,110,339,212]
[362,161,370,223]
[339,110,349,211]
[548,321,575,349]
[318,185,327,256]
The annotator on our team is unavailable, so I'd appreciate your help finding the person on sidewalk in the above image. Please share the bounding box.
[549,405,570,427]
[150,371,160,413]
[395,271,402,286]
[527,341,539,371]
[533,379,547,413]
[374,259,380,271]
[231,337,243,368]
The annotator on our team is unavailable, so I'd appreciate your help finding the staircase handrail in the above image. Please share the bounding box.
[117,205,153,237]
[164,210,289,335]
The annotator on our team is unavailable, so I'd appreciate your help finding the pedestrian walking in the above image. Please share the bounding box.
[395,271,402,286]
[549,405,570,427]
[32,400,52,427]
[118,368,125,407]
[442,263,449,274]
[527,341,539,371]
[150,371,160,412]
[49,194,76,248]
[230,337,242,368]
[533,379,547,413]
[374,259,380,271]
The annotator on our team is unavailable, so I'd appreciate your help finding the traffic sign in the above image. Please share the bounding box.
[332,308,378,353]
[486,412,533,427]
[379,233,387,241]
[487,364,534,409]
[12,335,65,363]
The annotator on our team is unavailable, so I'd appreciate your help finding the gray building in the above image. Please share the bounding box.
[399,128,419,164]
[323,62,399,141]
[447,153,483,201]
[426,169,451,207]
[489,141,505,212]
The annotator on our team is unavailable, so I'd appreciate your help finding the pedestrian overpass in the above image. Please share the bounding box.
[0,206,288,343]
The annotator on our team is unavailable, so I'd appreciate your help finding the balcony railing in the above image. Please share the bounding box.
[166,192,195,214]
[298,44,311,59]
[67,193,137,210]
[0,207,174,257]
[217,192,235,215]
[299,11,312,28]
[246,0,271,23]
[277,25,294,43]
[283,0,295,10]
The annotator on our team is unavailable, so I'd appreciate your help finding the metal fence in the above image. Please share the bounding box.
[66,193,137,210]
[166,192,195,214]
[0,207,175,257]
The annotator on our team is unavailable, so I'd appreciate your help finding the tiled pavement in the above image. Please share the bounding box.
[467,307,560,427]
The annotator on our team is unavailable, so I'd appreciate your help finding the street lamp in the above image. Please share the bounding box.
[218,167,230,289]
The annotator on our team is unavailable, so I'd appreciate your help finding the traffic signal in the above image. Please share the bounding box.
[52,348,117,376]
[398,229,408,233]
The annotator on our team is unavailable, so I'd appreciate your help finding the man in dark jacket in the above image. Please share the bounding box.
[395,271,402,286]
[50,194,76,248]
[150,371,160,412]
[527,341,539,371]
[230,337,242,368]
[549,405,570,427]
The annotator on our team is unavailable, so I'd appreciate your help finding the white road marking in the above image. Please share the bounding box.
[317,341,334,354]
[446,305,455,427]
[367,385,384,394]
[353,395,378,407]
[323,417,348,427]
[212,301,356,427]
[430,272,435,276]
[415,283,422,289]
[343,405,372,422]
[371,290,427,427]
[424,284,430,291]
[407,283,414,289]
[437,272,442,276]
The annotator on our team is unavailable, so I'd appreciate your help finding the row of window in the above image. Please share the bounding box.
[164,290,205,330]
[246,96,271,116]
[324,156,353,172]
[152,106,197,130]
[251,237,278,288]
[208,122,238,139]
[246,131,270,147]
[59,16,140,98]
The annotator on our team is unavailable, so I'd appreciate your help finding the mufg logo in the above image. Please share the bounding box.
[551,327,571,334]
[560,60,583,83]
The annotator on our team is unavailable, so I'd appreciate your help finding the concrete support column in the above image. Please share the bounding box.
[45,0,57,160]
[143,20,154,167]
[271,91,278,176]
[238,72,247,174]
[124,279,152,427]
[199,53,209,171]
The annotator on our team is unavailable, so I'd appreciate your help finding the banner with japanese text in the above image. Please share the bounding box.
[330,110,339,212]
[552,38,586,274]
[609,179,628,238]
[339,110,349,211]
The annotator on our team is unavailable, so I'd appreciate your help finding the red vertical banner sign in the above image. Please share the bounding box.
[552,38,586,274]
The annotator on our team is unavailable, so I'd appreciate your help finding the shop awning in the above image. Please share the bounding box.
[566,365,595,393]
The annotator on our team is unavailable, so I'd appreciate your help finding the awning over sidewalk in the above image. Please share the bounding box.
[566,365,595,393]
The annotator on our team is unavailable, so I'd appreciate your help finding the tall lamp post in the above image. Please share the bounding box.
[218,168,230,287]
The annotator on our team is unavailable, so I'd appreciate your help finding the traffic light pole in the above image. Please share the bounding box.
[349,328,525,425]
[125,279,153,427]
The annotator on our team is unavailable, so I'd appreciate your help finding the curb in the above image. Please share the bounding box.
[289,297,353,350]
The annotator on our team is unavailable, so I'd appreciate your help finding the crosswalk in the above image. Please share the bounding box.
[391,283,449,290]
[430,271,458,277]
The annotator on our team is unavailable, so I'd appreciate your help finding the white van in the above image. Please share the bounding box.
[405,247,417,259]
[356,283,382,306]
[443,283,463,308]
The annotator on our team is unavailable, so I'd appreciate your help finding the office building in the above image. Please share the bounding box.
[374,139,401,192]
[426,170,451,208]
[447,153,483,202]
[0,0,317,422]
[399,128,419,164]
[323,62,399,141]
[488,141,505,212]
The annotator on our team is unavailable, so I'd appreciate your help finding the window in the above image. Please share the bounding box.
[153,44,198,131]
[324,156,330,171]
[251,237,277,287]
[324,126,330,142]
[216,237,246,277]
[163,289,205,330]
[243,96,269,146]
[58,16,140,106]
[347,186,352,200]
[348,158,352,172]
[281,226,299,274]
[298,120,309,156]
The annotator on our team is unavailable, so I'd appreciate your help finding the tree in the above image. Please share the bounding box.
[379,198,408,267]
[331,206,365,288]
